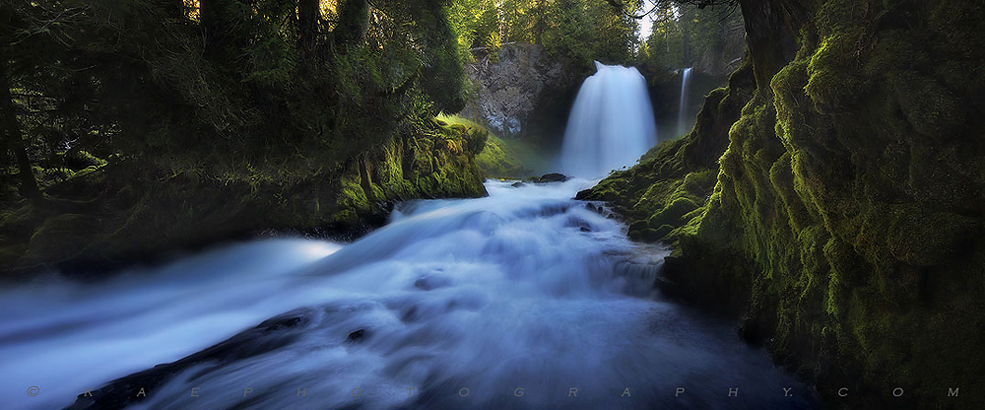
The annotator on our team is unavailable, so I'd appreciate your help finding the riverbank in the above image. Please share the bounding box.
[580,0,985,408]
[0,117,488,279]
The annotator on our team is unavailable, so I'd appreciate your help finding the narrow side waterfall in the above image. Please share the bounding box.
[677,67,693,136]
[559,62,657,178]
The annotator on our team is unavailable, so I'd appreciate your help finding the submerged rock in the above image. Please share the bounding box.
[516,173,571,185]
[346,328,368,343]
[538,173,569,183]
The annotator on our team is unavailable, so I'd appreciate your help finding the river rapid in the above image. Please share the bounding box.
[0,179,817,410]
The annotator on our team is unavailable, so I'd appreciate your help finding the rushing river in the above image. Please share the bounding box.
[0,179,817,410]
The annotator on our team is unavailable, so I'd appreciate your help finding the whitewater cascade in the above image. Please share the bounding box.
[677,67,693,136]
[0,180,816,410]
[559,62,657,178]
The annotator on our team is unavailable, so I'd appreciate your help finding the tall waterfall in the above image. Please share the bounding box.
[677,67,693,136]
[559,62,657,178]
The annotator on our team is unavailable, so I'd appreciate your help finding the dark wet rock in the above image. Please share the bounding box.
[66,308,315,410]
[538,173,569,183]
[518,173,570,184]
[346,328,368,343]
[400,305,420,323]
[459,44,572,138]
[564,216,593,232]
[413,274,452,291]
[586,203,603,214]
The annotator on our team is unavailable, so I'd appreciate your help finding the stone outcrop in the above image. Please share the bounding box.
[581,0,985,408]
[461,44,574,139]
[0,118,488,277]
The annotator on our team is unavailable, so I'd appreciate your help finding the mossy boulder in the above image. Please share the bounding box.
[578,59,757,245]
[24,214,103,264]
[0,115,488,277]
[587,0,985,408]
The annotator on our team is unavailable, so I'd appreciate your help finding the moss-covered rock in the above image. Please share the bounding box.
[475,133,529,179]
[0,115,488,276]
[578,59,756,244]
[586,0,985,408]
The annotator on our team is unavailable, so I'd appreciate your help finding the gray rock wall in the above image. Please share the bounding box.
[461,44,573,139]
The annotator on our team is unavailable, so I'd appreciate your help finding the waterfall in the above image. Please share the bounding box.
[677,67,693,136]
[559,62,657,178]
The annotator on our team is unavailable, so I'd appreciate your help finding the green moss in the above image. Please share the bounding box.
[2,111,489,276]
[589,0,985,407]
[65,150,109,168]
[475,133,528,179]
[25,214,104,264]
[886,206,978,266]
[806,34,870,113]
[647,197,699,228]
[335,175,371,214]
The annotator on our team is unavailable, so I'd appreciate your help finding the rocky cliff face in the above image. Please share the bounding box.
[582,0,985,408]
[461,44,576,142]
[0,118,488,276]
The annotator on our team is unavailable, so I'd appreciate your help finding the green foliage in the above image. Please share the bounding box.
[447,0,638,72]
[639,2,742,75]
[1,0,475,181]
[0,0,493,274]
[439,114,531,179]
[541,0,639,69]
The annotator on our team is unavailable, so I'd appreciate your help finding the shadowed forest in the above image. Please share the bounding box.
[2,0,985,409]
[1,0,732,273]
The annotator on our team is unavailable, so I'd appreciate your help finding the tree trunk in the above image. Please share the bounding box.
[200,0,232,55]
[297,0,320,52]
[0,59,40,199]
[160,0,185,20]
[333,0,370,48]
[737,0,806,92]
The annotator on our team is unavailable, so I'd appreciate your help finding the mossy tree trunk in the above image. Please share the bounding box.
[297,0,320,52]
[0,58,40,200]
[200,0,240,58]
[736,0,805,91]
[333,0,370,48]
[681,4,693,66]
[199,0,224,42]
